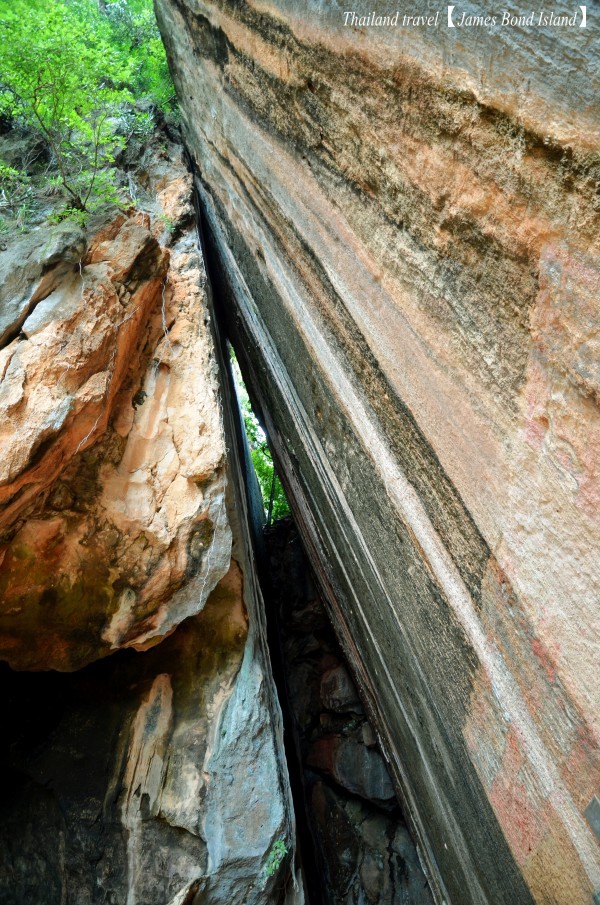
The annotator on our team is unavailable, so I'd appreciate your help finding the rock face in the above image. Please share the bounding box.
[0,556,292,905]
[155,3,600,903]
[0,179,230,670]
[0,139,293,902]
[266,518,434,905]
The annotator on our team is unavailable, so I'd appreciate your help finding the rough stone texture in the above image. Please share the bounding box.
[0,138,294,903]
[0,223,86,347]
[155,2,600,903]
[320,665,362,714]
[0,162,230,670]
[0,554,291,905]
[307,735,396,805]
[266,518,433,905]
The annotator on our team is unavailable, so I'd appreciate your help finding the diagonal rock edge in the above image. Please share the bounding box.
[197,171,485,905]
[154,1,600,903]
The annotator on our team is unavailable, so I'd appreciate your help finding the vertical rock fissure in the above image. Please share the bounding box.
[235,391,327,905]
[153,3,600,901]
[194,194,320,905]
[198,186,435,904]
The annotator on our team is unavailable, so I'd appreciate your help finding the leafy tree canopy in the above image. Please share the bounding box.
[0,0,174,212]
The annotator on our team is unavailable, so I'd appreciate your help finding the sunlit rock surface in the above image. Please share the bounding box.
[0,170,230,670]
[155,2,600,903]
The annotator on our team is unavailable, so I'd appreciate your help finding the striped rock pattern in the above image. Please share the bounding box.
[155,2,600,903]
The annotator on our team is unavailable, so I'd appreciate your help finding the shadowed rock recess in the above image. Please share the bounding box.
[265,517,435,905]
[154,2,600,904]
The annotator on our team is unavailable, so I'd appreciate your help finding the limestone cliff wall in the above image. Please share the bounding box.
[0,140,293,902]
[155,3,600,903]
[0,187,230,670]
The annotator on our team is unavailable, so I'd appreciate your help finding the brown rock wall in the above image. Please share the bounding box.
[0,174,230,670]
[155,2,600,902]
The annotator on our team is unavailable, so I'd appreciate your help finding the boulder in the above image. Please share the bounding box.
[0,206,230,670]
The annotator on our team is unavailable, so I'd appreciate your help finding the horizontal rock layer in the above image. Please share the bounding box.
[155,2,600,903]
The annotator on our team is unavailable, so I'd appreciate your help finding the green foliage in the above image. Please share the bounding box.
[157,211,175,233]
[121,108,155,140]
[248,420,290,523]
[100,0,175,109]
[0,0,174,212]
[0,161,36,231]
[1,0,127,209]
[48,206,89,228]
[265,838,288,878]
[230,349,290,523]
[0,162,26,184]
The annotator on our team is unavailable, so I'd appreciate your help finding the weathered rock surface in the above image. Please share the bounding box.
[307,735,396,805]
[155,3,600,903]
[0,555,291,904]
[0,165,230,670]
[320,664,362,714]
[0,137,294,903]
[0,222,86,347]
[266,518,433,905]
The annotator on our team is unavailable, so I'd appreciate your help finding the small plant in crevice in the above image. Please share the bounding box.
[157,211,175,234]
[265,838,288,878]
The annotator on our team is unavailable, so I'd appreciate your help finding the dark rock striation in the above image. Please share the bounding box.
[266,517,434,905]
[155,2,600,903]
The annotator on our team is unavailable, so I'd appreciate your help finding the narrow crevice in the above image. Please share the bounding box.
[218,343,325,905]
[263,516,434,905]
[229,346,290,528]
[194,158,435,903]
[222,329,434,905]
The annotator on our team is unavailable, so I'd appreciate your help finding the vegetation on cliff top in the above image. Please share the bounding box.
[0,0,174,227]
